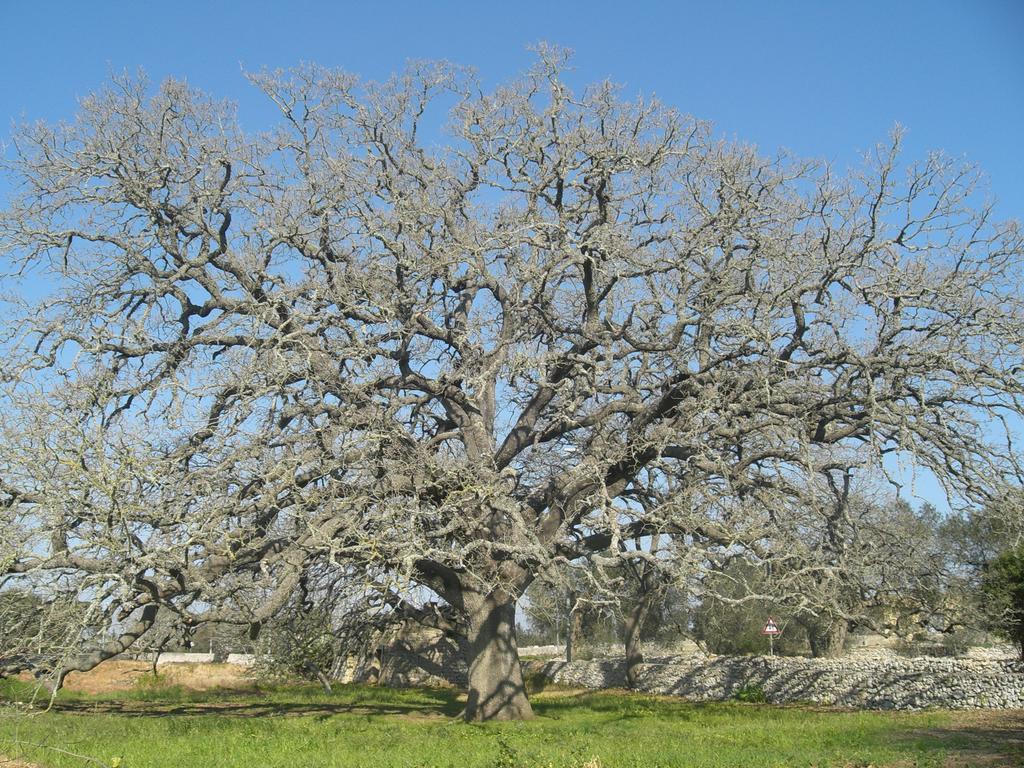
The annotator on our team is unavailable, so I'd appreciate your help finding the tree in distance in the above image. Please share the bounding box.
[981,543,1024,659]
[0,47,1022,720]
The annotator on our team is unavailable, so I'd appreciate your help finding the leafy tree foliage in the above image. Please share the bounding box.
[981,544,1024,659]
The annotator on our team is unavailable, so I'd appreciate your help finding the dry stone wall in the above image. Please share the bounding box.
[375,628,468,688]
[367,634,1024,710]
[133,639,1024,710]
[527,656,1024,710]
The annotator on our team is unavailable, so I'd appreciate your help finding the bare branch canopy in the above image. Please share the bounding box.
[1,51,1021,719]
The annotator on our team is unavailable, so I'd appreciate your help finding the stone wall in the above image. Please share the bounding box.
[152,652,216,664]
[526,656,1024,710]
[376,626,467,688]
[139,641,1023,710]
[518,645,563,658]
[367,635,1023,710]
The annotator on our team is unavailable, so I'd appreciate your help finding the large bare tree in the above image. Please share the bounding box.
[1,49,1022,719]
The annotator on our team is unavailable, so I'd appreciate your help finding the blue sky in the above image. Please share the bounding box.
[1,0,1021,511]
[3,0,1021,218]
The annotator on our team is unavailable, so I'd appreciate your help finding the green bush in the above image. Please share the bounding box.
[734,684,767,703]
[981,543,1024,659]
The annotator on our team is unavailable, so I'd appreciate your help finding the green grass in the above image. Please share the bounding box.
[0,677,1011,768]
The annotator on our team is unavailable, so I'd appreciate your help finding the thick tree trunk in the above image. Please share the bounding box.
[808,620,848,658]
[463,591,534,721]
[624,596,653,689]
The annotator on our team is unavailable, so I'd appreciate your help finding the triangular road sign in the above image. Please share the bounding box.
[761,617,781,635]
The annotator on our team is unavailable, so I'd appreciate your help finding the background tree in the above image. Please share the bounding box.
[766,470,956,656]
[0,590,54,674]
[617,534,670,687]
[1,49,1022,720]
[252,600,340,693]
[980,543,1024,659]
[522,563,620,659]
[916,491,1024,649]
[0,584,122,686]
[691,558,808,656]
[941,492,1024,577]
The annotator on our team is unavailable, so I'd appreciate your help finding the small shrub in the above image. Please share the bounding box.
[939,629,987,657]
[132,672,172,690]
[130,673,187,701]
[734,684,767,703]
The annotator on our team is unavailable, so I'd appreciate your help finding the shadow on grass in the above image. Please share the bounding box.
[31,685,705,725]
[530,689,700,722]
[42,687,466,720]
[898,710,1024,765]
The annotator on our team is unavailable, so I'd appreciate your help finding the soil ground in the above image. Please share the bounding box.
[905,708,1024,767]
[17,660,257,696]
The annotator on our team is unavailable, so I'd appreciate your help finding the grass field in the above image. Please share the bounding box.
[1,667,1021,768]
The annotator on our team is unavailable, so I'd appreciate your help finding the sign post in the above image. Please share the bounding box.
[761,617,781,656]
